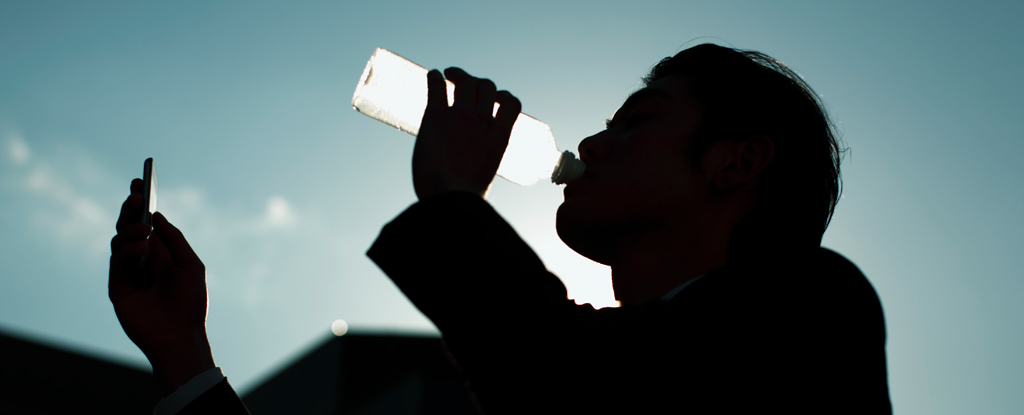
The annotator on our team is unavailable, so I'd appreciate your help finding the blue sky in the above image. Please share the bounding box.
[1,1,1022,413]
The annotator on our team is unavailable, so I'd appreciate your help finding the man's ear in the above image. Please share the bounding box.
[701,135,775,194]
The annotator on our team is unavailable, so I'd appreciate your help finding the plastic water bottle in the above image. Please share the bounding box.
[351,48,585,186]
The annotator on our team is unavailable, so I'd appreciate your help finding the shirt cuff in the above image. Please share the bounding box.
[660,275,704,301]
[153,367,226,415]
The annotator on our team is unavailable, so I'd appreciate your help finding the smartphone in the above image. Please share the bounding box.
[141,158,158,225]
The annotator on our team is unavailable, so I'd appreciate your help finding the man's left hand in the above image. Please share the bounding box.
[412,67,522,199]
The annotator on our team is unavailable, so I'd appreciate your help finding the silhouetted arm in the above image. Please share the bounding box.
[368,192,611,413]
[110,179,251,415]
[369,192,573,329]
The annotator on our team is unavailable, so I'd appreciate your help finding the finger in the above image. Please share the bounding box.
[426,69,448,111]
[111,223,153,251]
[494,91,522,134]
[445,67,477,110]
[443,66,471,83]
[112,239,148,259]
[476,79,497,116]
[109,239,148,288]
[130,178,143,195]
[152,212,203,269]
[116,193,144,233]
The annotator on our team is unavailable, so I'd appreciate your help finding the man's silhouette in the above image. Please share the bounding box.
[109,44,891,414]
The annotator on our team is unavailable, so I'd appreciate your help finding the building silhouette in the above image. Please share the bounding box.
[0,329,478,414]
[241,333,479,415]
[0,329,161,414]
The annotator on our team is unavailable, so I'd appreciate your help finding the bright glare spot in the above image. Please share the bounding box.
[265,196,296,227]
[8,135,30,165]
[331,319,349,336]
[574,298,621,309]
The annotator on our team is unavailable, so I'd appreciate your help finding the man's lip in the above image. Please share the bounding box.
[563,173,592,198]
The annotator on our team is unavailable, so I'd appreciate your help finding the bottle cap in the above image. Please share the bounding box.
[551,150,586,184]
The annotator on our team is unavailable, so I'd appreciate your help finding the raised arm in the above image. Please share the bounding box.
[109,178,249,414]
[371,66,574,333]
[368,68,618,414]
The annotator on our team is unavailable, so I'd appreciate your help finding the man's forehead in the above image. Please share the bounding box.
[621,86,675,108]
[606,76,700,130]
[619,75,691,108]
[610,80,682,121]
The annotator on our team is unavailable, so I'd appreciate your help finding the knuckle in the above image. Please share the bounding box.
[497,90,518,101]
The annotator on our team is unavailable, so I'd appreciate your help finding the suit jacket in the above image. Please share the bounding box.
[368,191,893,414]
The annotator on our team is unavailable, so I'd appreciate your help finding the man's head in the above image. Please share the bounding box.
[557,44,842,268]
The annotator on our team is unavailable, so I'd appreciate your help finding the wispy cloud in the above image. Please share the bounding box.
[154,186,305,306]
[7,134,31,165]
[1,132,306,308]
[157,188,301,239]
[2,134,116,258]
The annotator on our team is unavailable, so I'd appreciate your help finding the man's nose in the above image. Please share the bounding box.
[578,131,608,165]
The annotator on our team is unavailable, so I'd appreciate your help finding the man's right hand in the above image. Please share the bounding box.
[109,178,215,395]
[412,67,522,199]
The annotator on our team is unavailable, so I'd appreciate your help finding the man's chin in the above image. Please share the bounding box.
[555,203,615,265]
[556,201,667,266]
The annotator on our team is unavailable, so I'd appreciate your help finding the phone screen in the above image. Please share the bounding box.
[141,158,158,225]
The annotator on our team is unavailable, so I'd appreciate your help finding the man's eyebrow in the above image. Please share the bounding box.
[605,88,673,128]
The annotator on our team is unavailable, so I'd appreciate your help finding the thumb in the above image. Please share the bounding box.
[152,212,204,270]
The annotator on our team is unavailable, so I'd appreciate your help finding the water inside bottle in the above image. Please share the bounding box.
[352,48,578,186]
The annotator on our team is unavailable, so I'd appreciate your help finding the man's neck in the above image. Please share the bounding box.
[609,227,729,306]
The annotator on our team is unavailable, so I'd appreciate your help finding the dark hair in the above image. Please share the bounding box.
[644,44,843,258]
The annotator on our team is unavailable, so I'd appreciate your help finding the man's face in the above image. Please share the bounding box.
[556,76,709,264]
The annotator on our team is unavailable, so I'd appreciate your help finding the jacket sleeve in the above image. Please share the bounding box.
[366,192,609,413]
[367,192,580,333]
[176,378,251,415]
